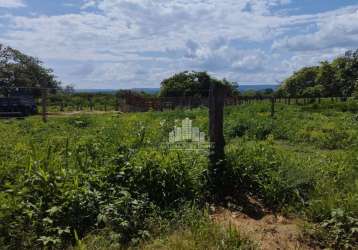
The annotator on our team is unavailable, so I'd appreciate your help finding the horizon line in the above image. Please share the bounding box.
[74,83,280,90]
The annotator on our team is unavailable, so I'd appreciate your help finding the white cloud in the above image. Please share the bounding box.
[1,0,291,61]
[0,0,357,87]
[81,0,97,10]
[273,7,358,51]
[0,0,25,8]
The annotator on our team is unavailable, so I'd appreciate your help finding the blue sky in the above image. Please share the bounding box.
[0,0,358,89]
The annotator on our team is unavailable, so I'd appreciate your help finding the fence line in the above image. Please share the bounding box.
[0,85,356,120]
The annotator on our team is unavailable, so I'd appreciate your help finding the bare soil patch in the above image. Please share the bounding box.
[211,206,316,250]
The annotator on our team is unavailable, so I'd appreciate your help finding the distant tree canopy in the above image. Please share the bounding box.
[0,44,60,97]
[279,49,358,98]
[240,88,275,98]
[159,71,239,97]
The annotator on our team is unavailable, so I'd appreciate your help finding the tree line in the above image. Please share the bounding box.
[277,49,358,99]
[1,43,357,101]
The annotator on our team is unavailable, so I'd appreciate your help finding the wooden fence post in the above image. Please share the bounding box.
[60,100,64,112]
[209,83,226,159]
[89,96,94,111]
[41,87,48,123]
[271,96,275,117]
[115,97,119,111]
[208,81,227,194]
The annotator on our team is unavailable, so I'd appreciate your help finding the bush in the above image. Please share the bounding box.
[297,125,353,149]
[108,148,207,208]
[225,140,314,210]
[67,116,93,128]
[0,140,207,249]
[225,116,274,140]
[306,209,358,249]
[73,206,256,250]
[0,157,156,249]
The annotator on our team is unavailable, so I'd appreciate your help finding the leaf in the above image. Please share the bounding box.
[37,236,61,246]
[46,206,61,216]
[42,217,53,225]
[97,214,107,224]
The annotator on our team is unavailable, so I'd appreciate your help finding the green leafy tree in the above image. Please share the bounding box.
[0,44,60,97]
[353,81,358,99]
[331,50,358,97]
[279,49,358,98]
[302,85,324,98]
[316,61,337,96]
[279,66,319,97]
[159,71,238,97]
[63,85,75,94]
[275,87,288,98]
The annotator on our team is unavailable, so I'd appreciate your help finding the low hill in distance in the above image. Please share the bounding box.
[75,84,279,94]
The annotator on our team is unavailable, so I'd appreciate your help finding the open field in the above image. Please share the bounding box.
[2,2,358,249]
[1,101,357,249]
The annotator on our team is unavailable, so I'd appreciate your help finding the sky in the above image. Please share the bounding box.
[0,0,358,89]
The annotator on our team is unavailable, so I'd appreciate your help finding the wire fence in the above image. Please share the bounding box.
[0,86,356,120]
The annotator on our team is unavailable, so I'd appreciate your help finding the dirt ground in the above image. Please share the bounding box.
[211,206,316,250]
[47,111,121,116]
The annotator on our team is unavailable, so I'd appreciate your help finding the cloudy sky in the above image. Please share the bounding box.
[0,0,357,89]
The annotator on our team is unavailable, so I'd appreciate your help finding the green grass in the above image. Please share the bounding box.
[72,208,255,250]
[0,101,357,249]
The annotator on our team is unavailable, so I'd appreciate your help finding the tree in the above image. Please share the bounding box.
[353,81,358,99]
[331,50,358,97]
[279,49,358,98]
[279,66,319,97]
[63,85,75,94]
[316,61,337,97]
[275,87,288,98]
[0,44,60,97]
[302,85,324,98]
[159,71,238,97]
[263,88,274,95]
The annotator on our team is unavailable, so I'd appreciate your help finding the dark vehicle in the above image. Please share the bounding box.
[0,96,37,117]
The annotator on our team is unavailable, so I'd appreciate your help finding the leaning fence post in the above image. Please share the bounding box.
[41,87,48,123]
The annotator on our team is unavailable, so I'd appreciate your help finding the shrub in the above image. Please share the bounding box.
[306,209,358,249]
[225,116,274,140]
[108,149,207,208]
[73,206,256,250]
[297,125,353,149]
[67,116,93,128]
[0,140,207,249]
[225,141,314,209]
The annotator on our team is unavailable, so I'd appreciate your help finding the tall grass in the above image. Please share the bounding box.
[0,100,357,249]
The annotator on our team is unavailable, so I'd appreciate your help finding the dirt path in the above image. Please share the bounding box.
[47,111,121,116]
[211,207,315,250]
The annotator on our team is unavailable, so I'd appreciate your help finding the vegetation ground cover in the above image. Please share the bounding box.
[0,100,357,249]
